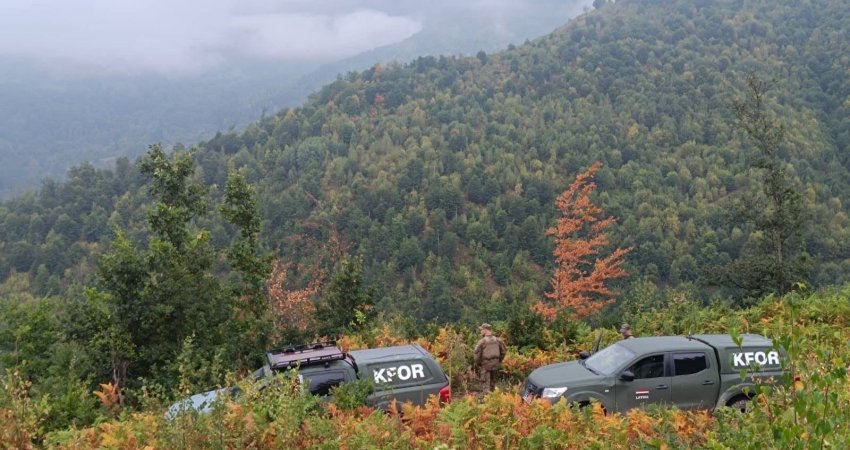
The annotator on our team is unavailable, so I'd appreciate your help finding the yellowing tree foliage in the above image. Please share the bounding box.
[534,162,631,320]
[267,260,319,340]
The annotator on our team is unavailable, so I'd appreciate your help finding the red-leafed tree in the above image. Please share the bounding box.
[534,162,632,320]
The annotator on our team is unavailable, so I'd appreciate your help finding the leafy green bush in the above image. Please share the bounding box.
[330,376,374,410]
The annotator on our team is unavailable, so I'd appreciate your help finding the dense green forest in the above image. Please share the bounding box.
[3,0,849,309]
[2,0,850,436]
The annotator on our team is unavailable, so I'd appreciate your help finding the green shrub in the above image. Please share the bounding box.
[330,376,374,410]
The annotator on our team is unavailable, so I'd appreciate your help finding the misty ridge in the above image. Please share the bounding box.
[0,0,591,199]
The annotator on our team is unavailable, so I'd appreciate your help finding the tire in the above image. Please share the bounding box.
[577,400,607,415]
[728,396,751,413]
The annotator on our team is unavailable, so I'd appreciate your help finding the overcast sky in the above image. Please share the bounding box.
[0,0,426,76]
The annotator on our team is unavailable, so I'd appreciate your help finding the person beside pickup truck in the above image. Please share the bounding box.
[474,323,507,393]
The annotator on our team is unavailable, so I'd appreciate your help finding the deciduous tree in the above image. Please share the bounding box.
[95,144,227,389]
[221,170,274,366]
[266,260,320,344]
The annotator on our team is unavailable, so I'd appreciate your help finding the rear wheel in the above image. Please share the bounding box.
[727,396,751,413]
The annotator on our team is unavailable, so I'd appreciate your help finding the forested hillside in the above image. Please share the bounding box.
[3,0,850,444]
[3,0,849,320]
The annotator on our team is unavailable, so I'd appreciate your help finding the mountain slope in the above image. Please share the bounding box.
[0,1,592,199]
[2,0,850,323]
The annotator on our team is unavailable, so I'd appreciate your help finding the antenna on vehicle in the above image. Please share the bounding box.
[592,331,603,354]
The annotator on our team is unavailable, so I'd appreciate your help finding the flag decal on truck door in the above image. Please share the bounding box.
[635,389,650,400]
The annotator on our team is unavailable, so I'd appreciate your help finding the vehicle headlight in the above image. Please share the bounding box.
[541,387,568,398]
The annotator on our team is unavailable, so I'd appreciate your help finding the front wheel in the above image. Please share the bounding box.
[728,396,751,413]
[577,400,607,415]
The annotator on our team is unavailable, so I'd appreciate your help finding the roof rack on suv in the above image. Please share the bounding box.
[266,341,346,370]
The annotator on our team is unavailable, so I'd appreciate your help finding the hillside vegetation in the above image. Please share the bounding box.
[2,0,850,319]
[4,287,849,449]
[2,0,850,446]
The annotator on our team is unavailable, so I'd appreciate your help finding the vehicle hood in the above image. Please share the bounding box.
[527,360,602,388]
[166,386,236,419]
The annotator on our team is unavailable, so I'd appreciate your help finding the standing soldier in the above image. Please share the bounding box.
[620,323,635,340]
[474,323,506,393]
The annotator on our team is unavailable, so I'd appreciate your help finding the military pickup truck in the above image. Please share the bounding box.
[168,342,450,416]
[521,334,785,413]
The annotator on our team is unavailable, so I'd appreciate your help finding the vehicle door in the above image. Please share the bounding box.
[615,353,672,411]
[670,351,719,410]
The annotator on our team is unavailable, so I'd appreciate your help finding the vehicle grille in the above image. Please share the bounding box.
[521,380,542,399]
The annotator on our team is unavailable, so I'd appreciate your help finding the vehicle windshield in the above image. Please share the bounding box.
[585,343,635,376]
[250,365,271,381]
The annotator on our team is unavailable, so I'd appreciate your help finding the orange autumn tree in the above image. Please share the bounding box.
[266,260,321,341]
[534,162,632,320]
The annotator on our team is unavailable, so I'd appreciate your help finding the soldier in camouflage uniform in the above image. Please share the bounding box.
[474,323,507,393]
[620,323,635,340]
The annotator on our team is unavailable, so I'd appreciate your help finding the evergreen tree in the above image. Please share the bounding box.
[722,74,808,299]
[315,255,375,337]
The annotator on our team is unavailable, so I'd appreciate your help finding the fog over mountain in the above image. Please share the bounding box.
[0,0,591,198]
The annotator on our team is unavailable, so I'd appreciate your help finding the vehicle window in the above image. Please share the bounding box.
[585,343,636,376]
[305,371,346,396]
[628,354,665,379]
[673,352,708,376]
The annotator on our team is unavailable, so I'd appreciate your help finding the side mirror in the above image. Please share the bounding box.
[619,370,635,382]
[579,351,590,360]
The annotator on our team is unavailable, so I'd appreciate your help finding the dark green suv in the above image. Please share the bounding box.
[168,342,450,416]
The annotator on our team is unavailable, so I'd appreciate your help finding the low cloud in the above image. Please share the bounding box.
[228,10,422,61]
[0,0,422,76]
